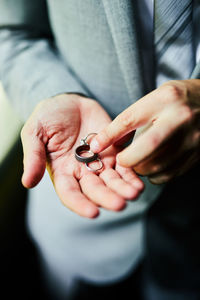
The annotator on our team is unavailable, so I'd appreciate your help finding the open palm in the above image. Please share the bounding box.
[21,94,144,218]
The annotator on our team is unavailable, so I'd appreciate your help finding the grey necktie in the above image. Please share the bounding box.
[154,0,195,86]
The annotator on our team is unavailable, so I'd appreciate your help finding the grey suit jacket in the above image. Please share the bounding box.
[0,0,199,288]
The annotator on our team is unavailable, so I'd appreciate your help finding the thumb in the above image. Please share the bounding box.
[21,126,46,188]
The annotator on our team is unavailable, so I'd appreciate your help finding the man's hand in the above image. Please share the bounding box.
[90,80,200,184]
[21,94,144,218]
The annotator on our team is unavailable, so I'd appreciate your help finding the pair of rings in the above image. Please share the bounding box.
[75,133,103,172]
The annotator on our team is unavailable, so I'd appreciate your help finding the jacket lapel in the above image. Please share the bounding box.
[102,0,145,103]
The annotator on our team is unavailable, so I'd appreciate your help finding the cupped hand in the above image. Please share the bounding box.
[21,94,144,218]
[90,80,200,184]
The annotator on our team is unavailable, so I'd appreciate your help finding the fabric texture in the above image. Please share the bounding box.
[154,0,195,85]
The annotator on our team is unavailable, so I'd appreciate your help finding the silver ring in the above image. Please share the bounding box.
[80,132,97,146]
[85,158,104,172]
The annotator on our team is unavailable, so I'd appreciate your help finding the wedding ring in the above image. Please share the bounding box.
[86,158,104,172]
[75,144,98,163]
[75,132,104,172]
[80,132,97,146]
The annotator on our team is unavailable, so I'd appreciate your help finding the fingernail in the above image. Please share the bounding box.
[90,139,100,152]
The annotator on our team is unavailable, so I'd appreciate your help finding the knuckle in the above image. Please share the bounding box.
[179,105,193,122]
[149,174,171,184]
[117,110,134,130]
[162,81,187,103]
[191,130,200,144]
[151,164,162,174]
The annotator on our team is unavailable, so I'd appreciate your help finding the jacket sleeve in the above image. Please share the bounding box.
[0,0,88,121]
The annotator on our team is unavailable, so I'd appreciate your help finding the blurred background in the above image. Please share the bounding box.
[0,83,47,297]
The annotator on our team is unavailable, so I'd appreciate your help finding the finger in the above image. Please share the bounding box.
[53,173,99,218]
[132,131,182,176]
[80,173,126,211]
[21,128,46,188]
[90,88,167,153]
[136,144,196,179]
[99,168,139,199]
[115,164,145,192]
[148,173,174,184]
[148,148,198,184]
[117,106,191,167]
